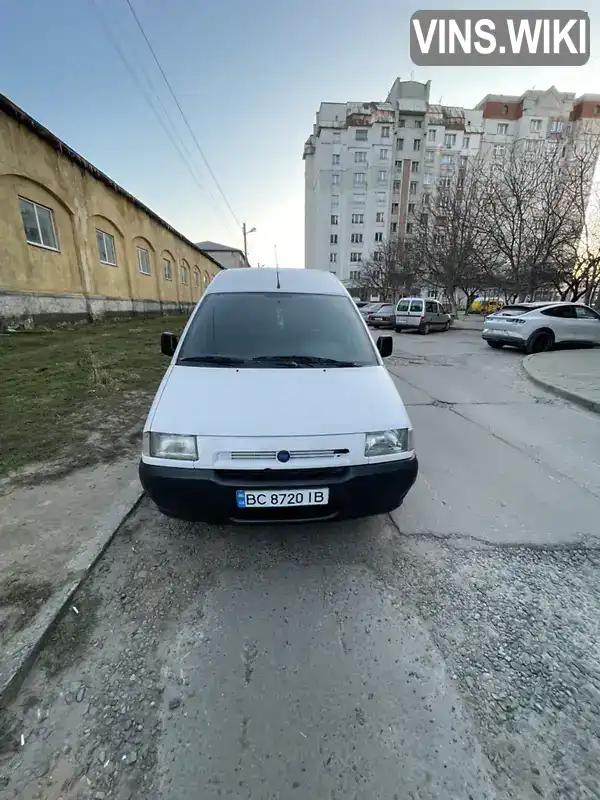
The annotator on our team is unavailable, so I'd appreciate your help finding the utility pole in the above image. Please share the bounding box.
[242,223,256,266]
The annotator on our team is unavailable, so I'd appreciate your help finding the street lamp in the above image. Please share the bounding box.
[242,223,256,265]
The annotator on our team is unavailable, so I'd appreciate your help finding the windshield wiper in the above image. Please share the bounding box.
[178,355,248,365]
[251,355,362,367]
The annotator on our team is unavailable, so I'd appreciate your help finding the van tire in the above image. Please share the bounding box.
[419,322,430,335]
[394,326,402,333]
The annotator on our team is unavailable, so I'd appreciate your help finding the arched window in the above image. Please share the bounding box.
[180,259,190,285]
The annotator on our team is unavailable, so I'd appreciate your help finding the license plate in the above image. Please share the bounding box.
[236,488,329,508]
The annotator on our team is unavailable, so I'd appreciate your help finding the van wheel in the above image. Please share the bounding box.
[526,330,554,355]
[419,322,430,335]
[394,326,402,333]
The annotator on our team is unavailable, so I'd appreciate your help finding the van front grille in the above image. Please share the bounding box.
[230,449,349,461]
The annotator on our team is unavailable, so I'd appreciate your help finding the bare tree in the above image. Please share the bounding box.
[410,153,489,314]
[353,237,419,302]
[478,131,598,302]
[547,129,600,305]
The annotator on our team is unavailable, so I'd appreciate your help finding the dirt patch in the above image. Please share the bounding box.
[0,578,55,646]
[36,585,101,679]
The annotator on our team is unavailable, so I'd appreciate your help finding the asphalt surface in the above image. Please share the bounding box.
[2,328,600,800]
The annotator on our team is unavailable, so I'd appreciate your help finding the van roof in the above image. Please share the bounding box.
[204,268,348,295]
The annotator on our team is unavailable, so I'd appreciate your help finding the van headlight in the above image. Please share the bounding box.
[143,432,198,460]
[365,429,412,456]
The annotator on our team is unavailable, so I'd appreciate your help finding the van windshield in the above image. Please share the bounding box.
[177,292,380,368]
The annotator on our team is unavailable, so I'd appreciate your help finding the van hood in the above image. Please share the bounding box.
[149,365,409,437]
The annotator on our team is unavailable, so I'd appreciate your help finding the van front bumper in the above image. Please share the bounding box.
[139,456,418,524]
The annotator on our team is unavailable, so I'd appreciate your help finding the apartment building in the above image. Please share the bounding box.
[303,98,398,286]
[476,87,600,159]
[303,80,484,290]
[304,81,600,295]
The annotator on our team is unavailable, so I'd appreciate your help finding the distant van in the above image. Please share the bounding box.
[394,297,452,335]
[139,268,418,524]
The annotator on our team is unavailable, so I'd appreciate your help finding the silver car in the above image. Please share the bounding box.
[394,298,452,334]
[482,301,600,354]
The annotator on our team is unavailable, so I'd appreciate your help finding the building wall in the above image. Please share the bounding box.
[0,109,221,326]
[304,101,397,285]
[202,250,247,270]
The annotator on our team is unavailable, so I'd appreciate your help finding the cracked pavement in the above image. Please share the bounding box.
[1,329,600,800]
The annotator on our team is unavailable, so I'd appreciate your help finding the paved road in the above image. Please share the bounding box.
[2,329,600,800]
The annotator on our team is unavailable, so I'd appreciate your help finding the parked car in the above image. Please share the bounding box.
[394,298,452,334]
[359,302,385,322]
[353,299,369,309]
[469,298,504,315]
[139,268,418,524]
[482,301,600,354]
[369,304,396,328]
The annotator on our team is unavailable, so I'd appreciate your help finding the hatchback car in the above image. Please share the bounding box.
[394,298,452,334]
[368,304,396,328]
[139,269,418,524]
[482,301,600,353]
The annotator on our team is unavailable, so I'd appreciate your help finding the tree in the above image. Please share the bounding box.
[477,131,598,302]
[547,129,600,305]
[353,237,419,302]
[410,152,489,313]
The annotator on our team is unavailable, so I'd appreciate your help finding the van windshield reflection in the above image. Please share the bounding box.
[176,292,379,368]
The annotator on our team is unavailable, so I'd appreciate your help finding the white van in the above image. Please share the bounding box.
[139,268,418,524]
[395,297,452,334]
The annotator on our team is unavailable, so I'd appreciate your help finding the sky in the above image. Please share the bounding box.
[1,0,598,268]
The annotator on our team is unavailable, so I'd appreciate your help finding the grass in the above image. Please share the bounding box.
[0,315,188,482]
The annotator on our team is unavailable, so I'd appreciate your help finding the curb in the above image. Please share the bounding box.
[0,480,144,710]
[522,355,600,415]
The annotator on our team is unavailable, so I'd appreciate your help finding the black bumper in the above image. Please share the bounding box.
[139,457,418,524]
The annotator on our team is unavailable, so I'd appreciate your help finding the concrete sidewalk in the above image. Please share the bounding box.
[0,457,143,706]
[451,316,484,331]
[523,349,600,414]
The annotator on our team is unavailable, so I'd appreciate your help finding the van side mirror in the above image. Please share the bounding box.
[161,331,178,356]
[376,336,393,358]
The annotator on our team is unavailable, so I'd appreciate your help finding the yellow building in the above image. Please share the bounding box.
[0,93,223,327]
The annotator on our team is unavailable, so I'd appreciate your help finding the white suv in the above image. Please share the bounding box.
[482,302,600,354]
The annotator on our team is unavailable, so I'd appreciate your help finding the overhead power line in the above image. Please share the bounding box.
[123,0,242,231]
[89,3,203,196]
[88,0,235,234]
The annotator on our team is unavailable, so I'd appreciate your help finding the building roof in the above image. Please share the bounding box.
[195,240,245,257]
[206,267,345,295]
[0,92,223,271]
